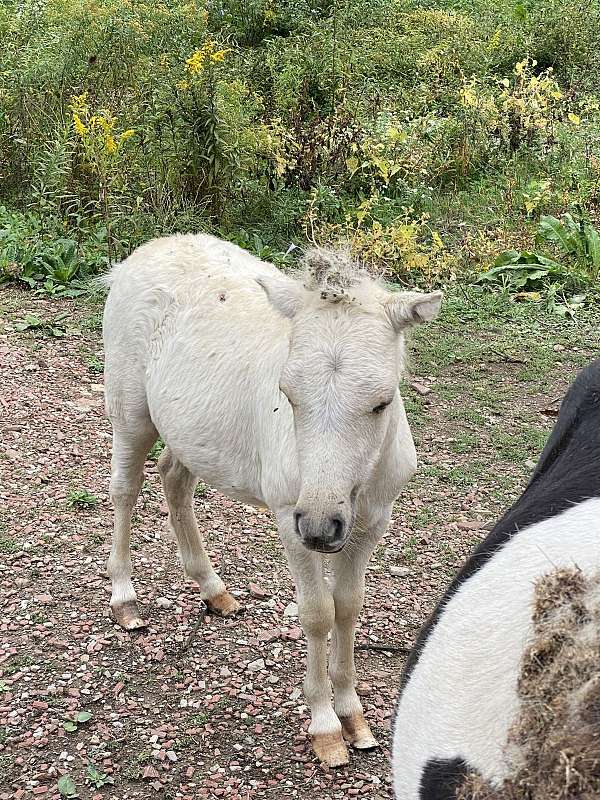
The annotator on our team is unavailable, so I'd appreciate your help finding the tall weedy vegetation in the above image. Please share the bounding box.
[1,0,600,302]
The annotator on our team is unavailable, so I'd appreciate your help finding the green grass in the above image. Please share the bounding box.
[195,482,208,498]
[87,355,104,373]
[491,427,549,463]
[1,654,35,676]
[448,431,479,454]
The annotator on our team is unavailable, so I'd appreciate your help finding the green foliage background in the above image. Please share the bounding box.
[1,0,600,294]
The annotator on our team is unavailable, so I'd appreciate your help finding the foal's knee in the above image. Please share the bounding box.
[299,592,335,638]
[333,586,365,625]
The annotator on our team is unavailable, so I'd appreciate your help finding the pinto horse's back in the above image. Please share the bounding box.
[392,360,600,800]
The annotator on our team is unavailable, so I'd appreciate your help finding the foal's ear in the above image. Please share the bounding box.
[385,290,443,332]
[256,275,308,319]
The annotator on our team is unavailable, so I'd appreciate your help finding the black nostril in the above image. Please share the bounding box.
[294,511,303,535]
[330,514,344,539]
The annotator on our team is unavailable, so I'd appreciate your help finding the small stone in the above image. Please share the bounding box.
[553,343,565,352]
[142,765,161,780]
[389,566,410,578]
[247,658,265,673]
[410,381,432,396]
[249,583,271,599]
[283,602,298,618]
[156,597,172,608]
[457,519,482,531]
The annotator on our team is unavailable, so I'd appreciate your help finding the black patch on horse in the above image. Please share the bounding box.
[419,757,470,800]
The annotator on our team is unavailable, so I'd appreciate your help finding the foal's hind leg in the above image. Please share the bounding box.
[108,420,158,629]
[158,449,240,616]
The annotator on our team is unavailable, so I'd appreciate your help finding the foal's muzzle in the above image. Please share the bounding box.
[294,510,348,553]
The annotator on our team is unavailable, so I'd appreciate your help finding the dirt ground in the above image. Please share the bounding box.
[1,285,598,800]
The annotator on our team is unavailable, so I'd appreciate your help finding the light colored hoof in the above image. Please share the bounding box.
[340,713,379,750]
[206,590,241,617]
[112,600,148,630]
[311,731,350,767]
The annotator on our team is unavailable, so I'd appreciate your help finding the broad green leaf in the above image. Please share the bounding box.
[63,721,77,732]
[58,775,77,797]
[538,215,579,255]
[76,710,92,723]
[584,224,600,268]
[493,250,522,267]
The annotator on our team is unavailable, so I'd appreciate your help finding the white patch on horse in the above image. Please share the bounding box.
[392,497,600,799]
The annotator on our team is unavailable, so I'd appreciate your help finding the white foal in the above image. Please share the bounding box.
[102,234,442,766]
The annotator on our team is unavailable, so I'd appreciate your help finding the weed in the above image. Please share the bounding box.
[87,355,104,373]
[67,489,99,508]
[0,535,18,553]
[402,534,419,564]
[1,654,35,676]
[195,482,209,498]
[448,432,479,454]
[411,507,437,529]
[86,762,113,788]
[148,439,165,461]
[14,313,69,337]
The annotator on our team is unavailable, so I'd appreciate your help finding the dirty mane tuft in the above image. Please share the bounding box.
[300,247,380,305]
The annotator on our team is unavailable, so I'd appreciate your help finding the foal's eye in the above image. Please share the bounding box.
[372,400,391,415]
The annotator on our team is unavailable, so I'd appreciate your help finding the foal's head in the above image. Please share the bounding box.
[259,249,442,553]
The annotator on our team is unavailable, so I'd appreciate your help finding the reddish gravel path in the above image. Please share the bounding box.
[1,286,595,800]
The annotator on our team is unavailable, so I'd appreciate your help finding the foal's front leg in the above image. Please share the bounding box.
[329,505,392,750]
[279,514,350,767]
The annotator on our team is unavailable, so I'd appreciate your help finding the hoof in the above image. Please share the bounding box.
[112,600,147,630]
[206,590,241,617]
[340,713,379,750]
[311,731,350,767]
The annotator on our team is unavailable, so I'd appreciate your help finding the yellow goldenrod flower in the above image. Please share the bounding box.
[104,135,117,154]
[210,48,230,63]
[459,85,477,108]
[568,112,581,125]
[72,112,87,138]
[120,129,135,141]
[186,41,230,73]
[186,49,206,74]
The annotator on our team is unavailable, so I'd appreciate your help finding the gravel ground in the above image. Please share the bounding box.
[1,286,597,800]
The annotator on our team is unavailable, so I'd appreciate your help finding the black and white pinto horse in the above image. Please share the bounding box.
[392,359,600,800]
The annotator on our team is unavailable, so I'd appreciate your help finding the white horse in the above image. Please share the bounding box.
[102,233,442,766]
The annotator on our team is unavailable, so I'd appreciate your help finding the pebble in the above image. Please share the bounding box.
[247,658,265,673]
[283,602,298,617]
[389,566,410,578]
